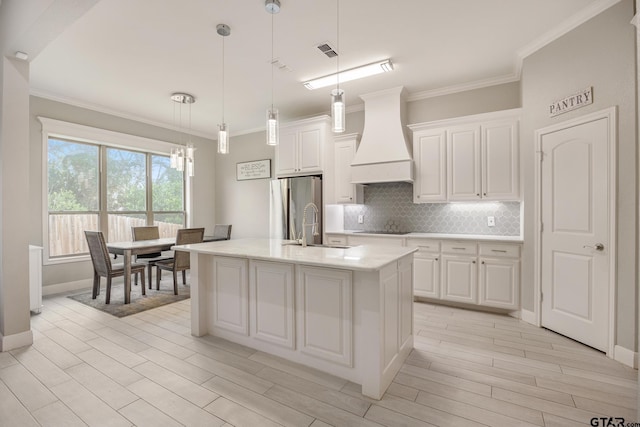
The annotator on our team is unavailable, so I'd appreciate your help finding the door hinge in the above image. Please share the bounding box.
[540,292,544,303]
[539,222,544,232]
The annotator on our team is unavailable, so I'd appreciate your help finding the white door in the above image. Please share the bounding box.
[539,113,612,352]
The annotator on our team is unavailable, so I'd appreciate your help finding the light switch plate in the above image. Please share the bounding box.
[358,215,364,224]
[487,216,495,227]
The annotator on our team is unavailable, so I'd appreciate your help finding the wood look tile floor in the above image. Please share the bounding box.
[2,291,637,426]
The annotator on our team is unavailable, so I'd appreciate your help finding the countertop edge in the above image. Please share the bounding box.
[173,240,418,272]
[327,230,523,243]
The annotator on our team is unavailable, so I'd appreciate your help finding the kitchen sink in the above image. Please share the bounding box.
[282,242,351,249]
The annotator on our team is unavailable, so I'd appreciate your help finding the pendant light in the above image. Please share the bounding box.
[266,0,280,146]
[331,0,345,133]
[217,24,231,154]
[170,92,196,177]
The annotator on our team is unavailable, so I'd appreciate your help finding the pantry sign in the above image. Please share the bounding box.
[549,87,593,117]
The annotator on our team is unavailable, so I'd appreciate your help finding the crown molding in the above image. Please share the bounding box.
[30,88,215,140]
[517,0,622,60]
[406,73,520,103]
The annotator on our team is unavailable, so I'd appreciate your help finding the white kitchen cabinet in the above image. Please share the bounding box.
[249,260,295,349]
[478,242,520,309]
[297,266,353,366]
[409,109,520,202]
[212,256,249,335]
[408,238,440,299]
[334,133,364,204]
[482,119,519,200]
[413,129,447,202]
[276,116,330,177]
[447,124,482,200]
[441,255,478,304]
[413,254,440,299]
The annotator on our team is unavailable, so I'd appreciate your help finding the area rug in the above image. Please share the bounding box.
[68,282,190,318]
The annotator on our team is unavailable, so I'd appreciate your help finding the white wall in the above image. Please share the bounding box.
[520,0,637,351]
[214,132,275,239]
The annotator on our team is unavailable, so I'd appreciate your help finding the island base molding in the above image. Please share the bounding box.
[190,253,414,400]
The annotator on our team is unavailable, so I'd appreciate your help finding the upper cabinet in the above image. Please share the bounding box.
[409,109,520,203]
[334,133,364,204]
[413,129,447,202]
[276,116,330,177]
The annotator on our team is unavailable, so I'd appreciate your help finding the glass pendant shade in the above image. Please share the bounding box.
[218,123,229,154]
[266,108,279,146]
[175,147,185,172]
[186,157,195,177]
[170,147,178,168]
[331,88,345,133]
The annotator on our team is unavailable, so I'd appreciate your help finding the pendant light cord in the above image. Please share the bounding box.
[271,12,274,111]
[222,34,225,124]
[336,0,340,91]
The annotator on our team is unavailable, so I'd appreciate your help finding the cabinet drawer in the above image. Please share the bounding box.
[479,243,520,258]
[441,241,477,255]
[407,239,440,254]
[326,235,347,246]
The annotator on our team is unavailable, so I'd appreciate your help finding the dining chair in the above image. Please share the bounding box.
[84,230,146,304]
[132,225,173,289]
[212,224,232,240]
[155,227,205,294]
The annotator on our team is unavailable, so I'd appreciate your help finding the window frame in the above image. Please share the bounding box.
[40,117,190,265]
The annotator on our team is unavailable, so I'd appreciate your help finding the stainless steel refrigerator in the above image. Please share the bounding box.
[269,176,322,245]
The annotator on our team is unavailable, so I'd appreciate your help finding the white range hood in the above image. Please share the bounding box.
[351,86,413,184]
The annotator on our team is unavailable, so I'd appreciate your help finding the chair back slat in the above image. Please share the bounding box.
[132,226,162,258]
[174,227,204,269]
[84,231,112,276]
[212,224,232,240]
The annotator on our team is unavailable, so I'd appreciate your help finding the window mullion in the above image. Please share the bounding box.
[99,145,108,237]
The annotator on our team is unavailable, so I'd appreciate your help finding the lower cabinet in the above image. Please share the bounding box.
[212,256,249,335]
[413,252,440,299]
[441,255,478,304]
[408,237,521,310]
[297,266,353,366]
[479,257,519,309]
[249,260,295,349]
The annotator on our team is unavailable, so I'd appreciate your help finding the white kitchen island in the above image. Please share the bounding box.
[175,238,417,399]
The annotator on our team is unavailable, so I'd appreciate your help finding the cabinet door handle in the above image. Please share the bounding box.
[483,193,487,196]
[435,258,438,261]
[476,193,480,196]
[491,249,507,253]
[472,260,476,264]
[417,195,420,198]
[481,261,485,264]
[452,247,466,250]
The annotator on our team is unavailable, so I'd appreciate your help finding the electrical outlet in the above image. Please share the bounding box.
[358,214,364,224]
[487,216,495,227]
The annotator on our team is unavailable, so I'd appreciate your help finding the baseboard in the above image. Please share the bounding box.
[520,309,537,326]
[42,279,92,296]
[0,329,33,351]
[614,345,638,369]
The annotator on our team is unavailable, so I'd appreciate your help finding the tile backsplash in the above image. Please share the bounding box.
[343,182,521,236]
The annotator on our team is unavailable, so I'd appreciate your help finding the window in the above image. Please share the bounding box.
[42,118,186,262]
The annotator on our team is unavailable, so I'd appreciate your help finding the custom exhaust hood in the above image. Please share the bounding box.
[351,86,413,184]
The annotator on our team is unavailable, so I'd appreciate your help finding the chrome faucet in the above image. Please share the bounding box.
[301,202,319,247]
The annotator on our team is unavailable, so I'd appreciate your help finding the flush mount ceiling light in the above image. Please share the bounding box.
[169,92,196,177]
[217,23,231,154]
[304,59,394,90]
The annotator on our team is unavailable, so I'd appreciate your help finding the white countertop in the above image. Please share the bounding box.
[329,230,523,243]
[174,238,417,272]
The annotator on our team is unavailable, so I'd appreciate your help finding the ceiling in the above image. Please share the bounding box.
[28,0,601,139]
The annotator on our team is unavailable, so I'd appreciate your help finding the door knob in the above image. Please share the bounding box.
[583,243,604,251]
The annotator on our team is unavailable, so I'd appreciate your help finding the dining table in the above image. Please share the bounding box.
[106,236,226,304]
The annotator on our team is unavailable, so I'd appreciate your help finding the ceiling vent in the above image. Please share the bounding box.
[316,42,338,58]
